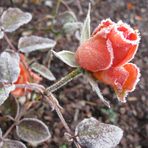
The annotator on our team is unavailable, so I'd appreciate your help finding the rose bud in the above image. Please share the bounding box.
[75,19,140,72]
[93,63,140,102]
[12,54,42,96]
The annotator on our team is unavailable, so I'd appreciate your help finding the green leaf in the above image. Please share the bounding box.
[80,4,91,43]
[18,35,56,53]
[16,118,51,145]
[53,50,79,67]
[0,84,15,106]
[31,62,56,81]
[1,8,32,32]
[75,117,123,148]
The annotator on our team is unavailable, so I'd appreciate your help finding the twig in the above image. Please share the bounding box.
[3,122,16,138]
[45,93,71,133]
[45,93,81,148]
[10,0,14,6]
[3,99,30,138]
[76,0,83,15]
[55,0,62,16]
[61,0,72,11]
[15,83,45,94]
[4,33,17,51]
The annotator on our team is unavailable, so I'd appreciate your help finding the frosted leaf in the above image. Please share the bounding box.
[75,117,123,148]
[63,22,82,35]
[0,95,20,118]
[60,11,77,24]
[0,7,4,16]
[0,128,2,137]
[0,84,15,106]
[0,8,32,32]
[0,51,20,83]
[16,118,51,145]
[2,139,27,148]
[80,4,91,43]
[53,50,79,67]
[18,35,56,53]
[31,62,56,81]
[0,30,4,39]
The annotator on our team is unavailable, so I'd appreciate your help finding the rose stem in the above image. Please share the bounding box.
[46,67,83,94]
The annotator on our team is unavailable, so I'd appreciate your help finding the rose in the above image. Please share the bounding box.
[76,19,140,72]
[75,19,140,101]
[12,54,42,96]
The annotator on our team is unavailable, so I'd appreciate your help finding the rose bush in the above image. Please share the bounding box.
[12,54,42,96]
[75,19,140,102]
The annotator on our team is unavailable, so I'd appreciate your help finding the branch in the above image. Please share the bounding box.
[4,33,17,51]
[45,93,81,148]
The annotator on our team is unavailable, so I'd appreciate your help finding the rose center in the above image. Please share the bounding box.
[117,26,137,41]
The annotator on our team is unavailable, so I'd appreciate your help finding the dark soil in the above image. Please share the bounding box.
[0,0,148,148]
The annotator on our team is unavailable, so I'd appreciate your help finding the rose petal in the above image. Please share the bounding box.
[75,35,113,72]
[108,21,140,66]
[93,63,140,102]
[93,66,129,90]
[92,18,114,36]
[122,63,140,91]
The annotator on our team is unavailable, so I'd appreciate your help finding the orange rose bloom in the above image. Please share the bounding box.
[12,54,42,96]
[75,19,140,102]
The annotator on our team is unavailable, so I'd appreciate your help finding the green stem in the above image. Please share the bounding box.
[45,68,83,94]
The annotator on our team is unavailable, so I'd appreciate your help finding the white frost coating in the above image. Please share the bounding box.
[0,30,4,39]
[96,25,113,38]
[105,39,114,69]
[18,35,56,53]
[1,7,32,32]
[75,117,123,148]
[93,18,115,36]
[116,20,140,45]
[0,51,20,83]
[0,84,15,106]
